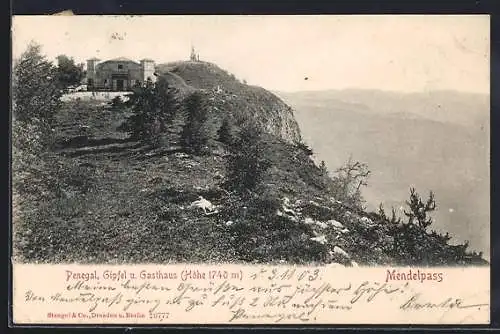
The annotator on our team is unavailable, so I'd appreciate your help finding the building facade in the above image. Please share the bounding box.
[86,57,156,91]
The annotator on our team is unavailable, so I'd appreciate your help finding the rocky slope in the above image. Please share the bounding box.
[156,61,302,143]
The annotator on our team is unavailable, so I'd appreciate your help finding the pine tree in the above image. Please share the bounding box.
[404,188,436,230]
[377,203,387,220]
[121,77,178,146]
[13,42,61,128]
[181,91,210,154]
[378,203,402,225]
[217,116,235,145]
[55,54,84,89]
[12,41,62,196]
[319,160,329,176]
[295,141,314,156]
[224,121,271,194]
[389,207,402,225]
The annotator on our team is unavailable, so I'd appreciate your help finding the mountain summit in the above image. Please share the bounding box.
[156,61,302,143]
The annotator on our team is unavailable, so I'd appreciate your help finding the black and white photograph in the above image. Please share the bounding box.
[11,15,490,268]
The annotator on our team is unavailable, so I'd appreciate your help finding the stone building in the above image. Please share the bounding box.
[85,57,156,91]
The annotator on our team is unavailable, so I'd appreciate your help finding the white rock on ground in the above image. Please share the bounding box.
[330,197,342,204]
[282,206,296,216]
[327,219,344,229]
[190,196,216,214]
[310,235,328,245]
[315,221,329,229]
[281,197,298,218]
[309,200,322,207]
[304,217,315,225]
[225,221,234,226]
[333,246,350,259]
[360,217,374,225]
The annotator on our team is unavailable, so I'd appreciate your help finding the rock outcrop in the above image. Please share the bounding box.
[156,61,302,143]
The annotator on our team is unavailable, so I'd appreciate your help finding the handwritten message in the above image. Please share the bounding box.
[13,265,490,324]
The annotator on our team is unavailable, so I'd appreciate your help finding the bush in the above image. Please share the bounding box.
[295,141,314,156]
[55,54,84,89]
[384,188,488,266]
[296,157,331,191]
[180,91,212,155]
[404,187,436,230]
[12,42,62,198]
[221,190,325,264]
[110,95,125,109]
[120,77,179,146]
[217,116,236,145]
[13,43,62,125]
[377,203,402,226]
[330,157,370,209]
[319,160,329,176]
[223,121,272,195]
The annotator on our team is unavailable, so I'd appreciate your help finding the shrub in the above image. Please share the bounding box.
[319,160,329,176]
[110,95,124,109]
[295,141,314,156]
[217,116,236,145]
[12,42,62,197]
[55,54,84,89]
[385,188,487,266]
[404,187,436,230]
[223,121,272,195]
[180,91,212,155]
[120,77,179,146]
[13,42,61,124]
[377,203,402,226]
[222,190,325,264]
[330,157,370,209]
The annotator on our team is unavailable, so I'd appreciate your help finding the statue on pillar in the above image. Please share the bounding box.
[190,46,199,62]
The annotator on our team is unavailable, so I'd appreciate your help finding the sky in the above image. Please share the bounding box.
[12,15,490,94]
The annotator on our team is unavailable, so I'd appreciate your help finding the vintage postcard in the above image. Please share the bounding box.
[10,15,490,325]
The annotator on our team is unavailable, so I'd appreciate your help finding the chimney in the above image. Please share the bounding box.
[140,59,156,83]
[86,58,100,86]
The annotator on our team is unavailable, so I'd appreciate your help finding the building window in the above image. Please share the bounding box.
[118,64,123,70]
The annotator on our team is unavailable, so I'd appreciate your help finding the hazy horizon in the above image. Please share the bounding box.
[12,15,489,95]
[273,87,490,96]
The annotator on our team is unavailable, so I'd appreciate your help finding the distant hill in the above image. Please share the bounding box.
[276,89,490,259]
[277,89,489,128]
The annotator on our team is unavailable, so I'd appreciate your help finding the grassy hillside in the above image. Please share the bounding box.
[12,99,339,264]
[12,61,488,266]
